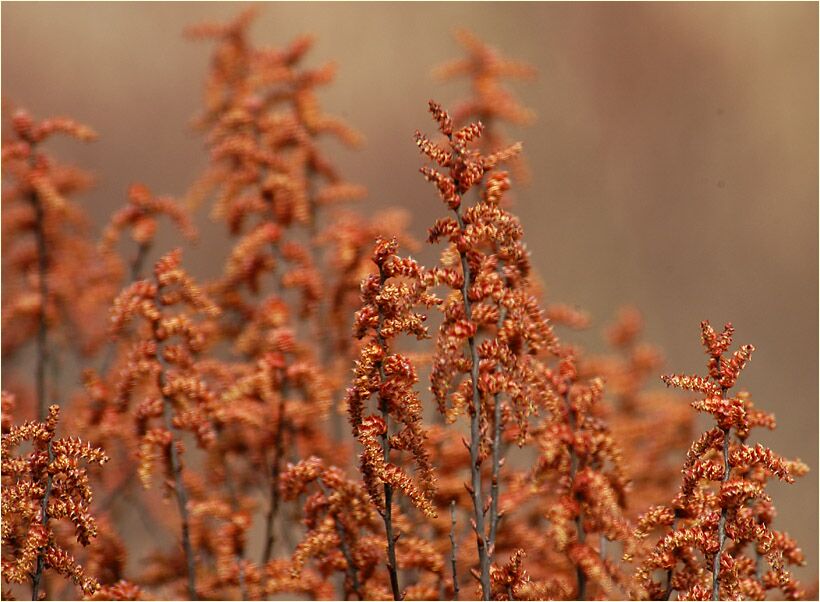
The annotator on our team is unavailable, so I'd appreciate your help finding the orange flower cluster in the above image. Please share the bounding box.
[101,183,198,281]
[633,322,808,600]
[1,12,812,602]
[345,237,438,598]
[2,110,113,419]
[434,29,536,183]
[1,398,108,598]
[108,249,220,599]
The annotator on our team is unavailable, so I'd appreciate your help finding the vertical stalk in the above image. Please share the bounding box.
[28,154,52,599]
[31,439,54,601]
[29,178,49,422]
[452,207,490,600]
[712,417,731,601]
[487,301,509,559]
[374,266,402,601]
[161,393,196,600]
[563,381,586,600]
[153,291,196,600]
[663,515,678,600]
[262,383,288,564]
[317,480,363,600]
[450,500,460,600]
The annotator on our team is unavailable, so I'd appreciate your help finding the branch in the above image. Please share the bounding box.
[563,380,586,601]
[712,412,731,601]
[29,157,49,422]
[317,479,363,601]
[153,290,197,600]
[262,381,288,565]
[450,500,460,600]
[30,440,54,601]
[374,265,402,601]
[453,206,490,600]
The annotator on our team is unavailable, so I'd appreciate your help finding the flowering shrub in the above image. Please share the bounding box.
[1,10,810,602]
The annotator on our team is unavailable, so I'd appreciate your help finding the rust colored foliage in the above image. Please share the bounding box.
[632,322,808,601]
[434,28,536,183]
[1,397,108,598]
[0,11,811,602]
[2,110,114,418]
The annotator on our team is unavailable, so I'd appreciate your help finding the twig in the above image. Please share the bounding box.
[450,500,460,600]
[262,382,288,565]
[29,167,49,422]
[453,205,490,600]
[317,479,363,601]
[488,301,510,560]
[31,439,54,601]
[712,412,731,601]
[373,265,402,601]
[28,149,52,600]
[563,380,586,601]
[663,515,679,600]
[153,289,196,600]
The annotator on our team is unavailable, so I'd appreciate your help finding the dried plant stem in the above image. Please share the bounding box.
[30,182,49,422]
[31,439,54,601]
[374,266,402,601]
[317,479,363,600]
[154,308,196,600]
[29,168,52,600]
[220,444,247,601]
[450,500,460,600]
[262,384,288,565]
[663,516,679,601]
[488,300,509,560]
[563,382,586,601]
[712,421,731,601]
[161,401,196,599]
[453,207,490,600]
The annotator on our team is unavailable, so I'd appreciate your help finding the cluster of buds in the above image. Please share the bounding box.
[1,400,108,598]
[345,237,438,598]
[2,109,113,387]
[434,29,536,183]
[633,322,808,600]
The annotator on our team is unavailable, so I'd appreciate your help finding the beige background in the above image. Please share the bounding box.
[3,1,817,586]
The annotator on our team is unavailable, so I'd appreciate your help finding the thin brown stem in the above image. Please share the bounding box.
[450,500,460,600]
[453,207,490,600]
[563,380,586,600]
[161,396,196,600]
[317,479,362,601]
[373,266,402,601]
[663,515,679,600]
[31,439,54,601]
[153,291,196,600]
[262,383,288,565]
[29,178,49,422]
[712,422,731,601]
[488,300,509,560]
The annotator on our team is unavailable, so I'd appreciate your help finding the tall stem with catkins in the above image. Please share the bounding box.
[346,238,438,599]
[416,101,525,599]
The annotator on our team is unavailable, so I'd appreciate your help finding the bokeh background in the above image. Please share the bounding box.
[3,0,817,586]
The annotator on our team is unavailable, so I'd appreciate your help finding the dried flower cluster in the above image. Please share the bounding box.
[631,322,808,601]
[1,398,108,598]
[1,11,811,602]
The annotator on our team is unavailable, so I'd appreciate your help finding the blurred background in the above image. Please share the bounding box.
[3,1,817,586]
